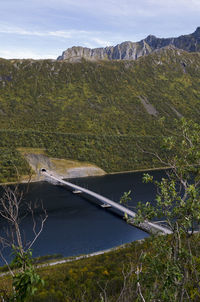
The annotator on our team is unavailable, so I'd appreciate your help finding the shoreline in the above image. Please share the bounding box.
[0,166,169,186]
[0,167,168,275]
[0,241,144,276]
[108,166,169,175]
[38,242,132,268]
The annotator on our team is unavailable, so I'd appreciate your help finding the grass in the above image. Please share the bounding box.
[17,147,47,156]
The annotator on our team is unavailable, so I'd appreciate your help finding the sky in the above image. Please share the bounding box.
[0,0,199,59]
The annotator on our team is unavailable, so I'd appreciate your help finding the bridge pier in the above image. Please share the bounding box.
[41,170,172,235]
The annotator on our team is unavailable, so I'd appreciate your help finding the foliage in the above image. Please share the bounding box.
[136,119,200,231]
[132,118,200,301]
[0,48,200,300]
[1,234,200,301]
[120,190,132,205]
[120,190,132,220]
[0,148,31,183]
[0,185,47,301]
[11,247,44,302]
[0,130,166,182]
[0,49,200,181]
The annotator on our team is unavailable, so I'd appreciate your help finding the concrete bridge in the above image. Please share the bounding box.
[41,170,172,235]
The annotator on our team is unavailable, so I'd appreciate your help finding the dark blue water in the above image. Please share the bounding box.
[0,170,166,263]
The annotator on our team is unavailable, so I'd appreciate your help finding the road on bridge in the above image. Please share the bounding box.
[42,171,172,235]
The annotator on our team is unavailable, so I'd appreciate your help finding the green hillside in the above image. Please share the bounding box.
[0,48,200,182]
[1,234,200,301]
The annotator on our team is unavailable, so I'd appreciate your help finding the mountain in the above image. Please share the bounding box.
[57,27,200,62]
[0,47,200,182]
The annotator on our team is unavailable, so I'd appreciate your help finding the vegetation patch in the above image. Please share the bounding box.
[0,49,200,182]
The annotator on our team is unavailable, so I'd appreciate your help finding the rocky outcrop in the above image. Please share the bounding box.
[57,27,200,62]
[57,41,153,62]
[24,153,106,181]
[139,96,158,117]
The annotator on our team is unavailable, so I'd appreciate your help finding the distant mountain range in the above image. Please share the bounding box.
[57,27,200,62]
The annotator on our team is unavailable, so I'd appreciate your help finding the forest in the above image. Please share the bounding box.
[0,48,200,181]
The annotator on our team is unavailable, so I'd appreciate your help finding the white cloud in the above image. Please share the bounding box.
[0,26,106,40]
[91,38,112,47]
[48,30,93,39]
[0,25,125,47]
[0,49,56,60]
[0,26,46,36]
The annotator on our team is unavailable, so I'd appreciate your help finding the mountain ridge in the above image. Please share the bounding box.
[57,27,200,62]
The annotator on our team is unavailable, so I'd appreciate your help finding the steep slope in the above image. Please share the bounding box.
[57,27,200,62]
[0,48,200,182]
[0,48,200,133]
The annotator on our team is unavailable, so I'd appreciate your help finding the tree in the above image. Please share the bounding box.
[133,118,200,301]
[136,118,200,231]
[118,118,200,301]
[0,183,48,301]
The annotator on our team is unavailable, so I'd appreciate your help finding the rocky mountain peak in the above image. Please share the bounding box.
[193,26,200,37]
[144,34,157,43]
[57,27,200,62]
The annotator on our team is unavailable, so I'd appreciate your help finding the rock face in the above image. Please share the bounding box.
[24,153,106,181]
[57,27,200,62]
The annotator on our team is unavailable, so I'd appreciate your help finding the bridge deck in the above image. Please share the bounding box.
[43,172,171,235]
